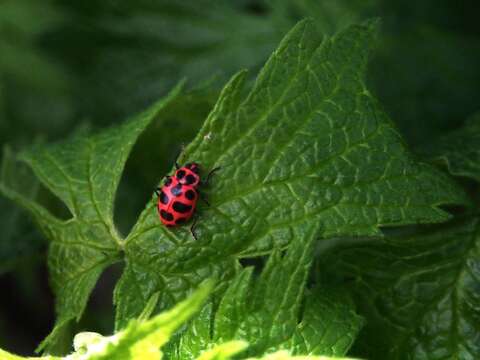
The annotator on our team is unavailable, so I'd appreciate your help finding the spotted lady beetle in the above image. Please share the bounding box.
[155,157,219,240]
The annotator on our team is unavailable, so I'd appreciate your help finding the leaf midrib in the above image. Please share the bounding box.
[86,139,123,248]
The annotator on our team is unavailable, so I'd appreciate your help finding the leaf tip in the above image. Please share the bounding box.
[226,69,249,92]
[174,77,188,93]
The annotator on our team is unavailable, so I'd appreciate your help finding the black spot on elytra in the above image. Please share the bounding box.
[176,170,186,180]
[172,201,192,213]
[175,217,187,225]
[160,210,174,221]
[185,174,196,185]
[159,190,169,204]
[164,177,172,186]
[185,189,196,200]
[171,183,182,196]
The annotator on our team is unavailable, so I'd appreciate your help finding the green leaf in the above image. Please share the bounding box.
[185,18,467,247]
[166,222,362,359]
[278,287,364,356]
[422,112,480,182]
[0,278,358,360]
[0,18,468,354]
[0,281,212,360]
[164,301,215,359]
[195,341,249,360]
[113,254,238,332]
[115,18,466,326]
[214,223,319,355]
[320,218,480,359]
[0,281,358,360]
[0,82,184,353]
[91,281,214,360]
[269,1,480,148]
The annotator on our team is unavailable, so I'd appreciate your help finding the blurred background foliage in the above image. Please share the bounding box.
[0,0,479,355]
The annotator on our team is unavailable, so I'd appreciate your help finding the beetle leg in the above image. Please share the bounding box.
[198,190,210,207]
[190,216,198,241]
[204,166,221,186]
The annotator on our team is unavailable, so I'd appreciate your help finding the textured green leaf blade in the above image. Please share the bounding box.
[0,83,183,353]
[166,222,361,359]
[187,18,467,252]
[113,256,238,332]
[165,302,216,359]
[116,18,467,326]
[214,223,319,355]
[164,222,319,359]
[422,112,480,182]
[279,287,363,356]
[321,218,480,359]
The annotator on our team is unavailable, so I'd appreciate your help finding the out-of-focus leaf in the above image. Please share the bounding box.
[51,0,280,125]
[370,27,480,147]
[0,0,67,91]
[0,0,73,155]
